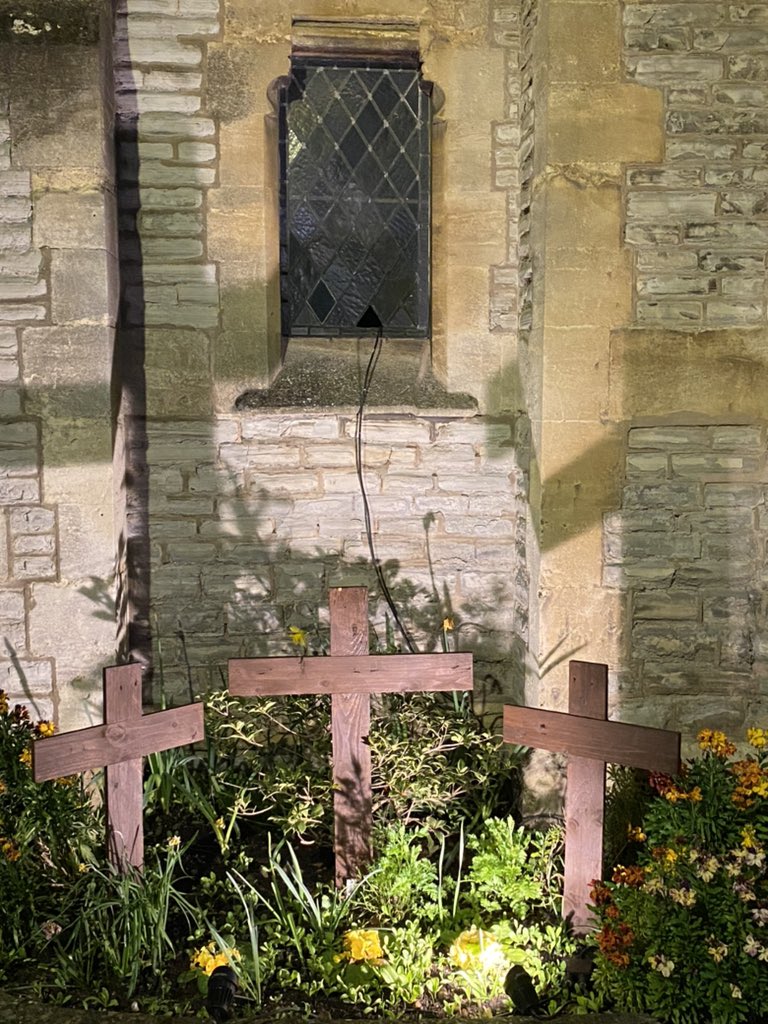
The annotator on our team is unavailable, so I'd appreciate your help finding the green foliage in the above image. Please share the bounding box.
[590,728,768,1024]
[369,691,521,840]
[40,840,197,1006]
[0,693,102,978]
[465,818,553,920]
[356,823,439,927]
[603,765,654,869]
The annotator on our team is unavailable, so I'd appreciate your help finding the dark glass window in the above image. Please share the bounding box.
[278,55,431,337]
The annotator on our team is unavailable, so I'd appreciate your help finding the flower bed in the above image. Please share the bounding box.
[591,730,768,1024]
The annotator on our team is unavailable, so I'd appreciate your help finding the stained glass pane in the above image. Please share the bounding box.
[279,56,431,338]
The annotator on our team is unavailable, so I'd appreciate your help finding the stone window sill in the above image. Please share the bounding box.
[235,338,477,416]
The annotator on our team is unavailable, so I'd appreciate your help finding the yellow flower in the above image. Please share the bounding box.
[288,626,308,648]
[1,838,20,862]
[697,729,736,758]
[448,927,506,973]
[19,748,31,767]
[741,826,758,850]
[214,817,225,830]
[190,942,241,976]
[442,618,454,632]
[35,720,55,738]
[707,941,728,963]
[627,825,646,842]
[747,728,766,750]
[669,887,696,907]
[167,835,181,850]
[342,929,383,963]
[0,690,8,715]
[78,862,89,873]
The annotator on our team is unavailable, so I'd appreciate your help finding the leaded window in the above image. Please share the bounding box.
[278,55,431,337]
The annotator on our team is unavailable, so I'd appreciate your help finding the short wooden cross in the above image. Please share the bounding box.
[33,663,205,871]
[229,586,473,885]
[503,660,681,934]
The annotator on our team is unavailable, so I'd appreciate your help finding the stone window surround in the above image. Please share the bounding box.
[236,17,474,413]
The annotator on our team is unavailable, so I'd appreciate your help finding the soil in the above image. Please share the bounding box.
[0,991,660,1024]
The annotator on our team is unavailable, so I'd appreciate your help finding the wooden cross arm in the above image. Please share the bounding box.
[229,653,473,696]
[503,705,681,775]
[32,702,205,782]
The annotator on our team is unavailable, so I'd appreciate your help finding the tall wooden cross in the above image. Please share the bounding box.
[503,660,681,934]
[229,586,473,885]
[33,663,204,871]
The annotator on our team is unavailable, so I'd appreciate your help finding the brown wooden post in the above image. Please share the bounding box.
[33,664,205,871]
[229,586,474,885]
[564,660,608,933]
[503,660,681,934]
[329,587,373,883]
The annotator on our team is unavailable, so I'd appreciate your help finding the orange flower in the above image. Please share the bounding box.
[698,729,736,758]
[612,865,646,887]
[590,880,613,906]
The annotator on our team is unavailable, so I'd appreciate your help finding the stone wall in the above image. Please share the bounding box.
[0,5,117,729]
[112,0,529,707]
[145,411,528,708]
[624,0,768,326]
[605,423,767,733]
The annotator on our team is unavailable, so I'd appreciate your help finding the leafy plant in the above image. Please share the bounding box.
[0,692,102,979]
[590,727,768,1024]
[40,838,197,1006]
[354,823,439,927]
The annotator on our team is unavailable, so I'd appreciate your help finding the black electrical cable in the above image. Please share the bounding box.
[354,329,418,654]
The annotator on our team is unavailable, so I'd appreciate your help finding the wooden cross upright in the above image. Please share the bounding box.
[33,664,205,871]
[503,660,681,934]
[229,587,473,885]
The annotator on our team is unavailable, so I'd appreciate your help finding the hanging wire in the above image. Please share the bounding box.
[354,328,418,654]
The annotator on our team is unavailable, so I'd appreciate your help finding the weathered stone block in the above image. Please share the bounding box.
[634,590,700,621]
[704,594,755,622]
[623,481,702,509]
[637,275,716,296]
[51,249,114,327]
[636,300,703,323]
[729,54,768,80]
[705,300,764,325]
[0,658,52,697]
[136,211,203,236]
[698,252,764,272]
[33,190,107,250]
[704,483,762,507]
[10,506,55,533]
[22,325,112,399]
[115,38,203,66]
[0,222,32,252]
[627,191,717,219]
[138,188,204,210]
[140,237,204,261]
[667,139,737,160]
[625,450,668,478]
[12,554,57,579]
[628,55,724,83]
[632,622,717,661]
[671,453,758,475]
[694,27,768,51]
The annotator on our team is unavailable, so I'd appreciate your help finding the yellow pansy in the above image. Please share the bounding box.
[342,929,383,962]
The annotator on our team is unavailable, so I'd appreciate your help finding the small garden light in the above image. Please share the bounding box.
[206,965,238,1022]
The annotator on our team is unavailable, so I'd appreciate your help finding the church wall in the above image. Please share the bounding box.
[116,0,529,708]
[527,0,768,753]
[0,3,118,729]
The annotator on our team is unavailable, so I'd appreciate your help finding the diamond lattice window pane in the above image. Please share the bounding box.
[279,57,431,337]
